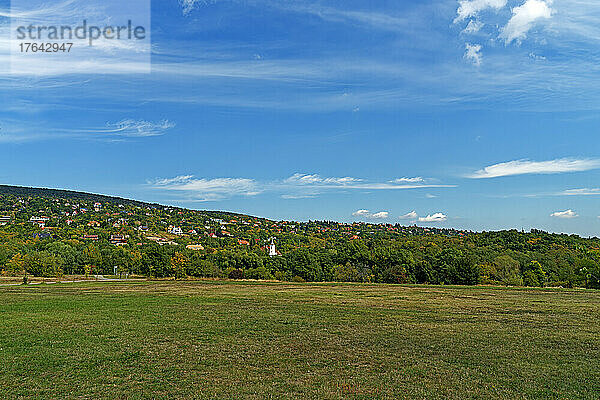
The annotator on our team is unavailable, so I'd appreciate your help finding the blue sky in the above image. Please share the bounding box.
[1,0,600,236]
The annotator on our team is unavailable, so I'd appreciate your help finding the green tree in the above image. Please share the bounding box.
[493,255,523,286]
[523,261,546,287]
[24,251,63,278]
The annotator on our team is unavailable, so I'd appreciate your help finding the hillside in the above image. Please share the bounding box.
[0,185,152,207]
[0,185,599,288]
[0,184,250,221]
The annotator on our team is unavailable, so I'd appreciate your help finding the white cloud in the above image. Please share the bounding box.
[399,211,418,220]
[371,211,389,219]
[529,52,547,61]
[464,43,483,66]
[550,209,578,219]
[500,0,554,44]
[468,158,600,179]
[463,19,484,33]
[352,210,389,219]
[418,212,448,222]
[391,177,424,183]
[454,0,507,23]
[352,209,371,217]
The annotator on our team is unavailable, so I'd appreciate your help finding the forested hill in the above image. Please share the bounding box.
[0,185,599,288]
[0,185,154,208]
[0,185,252,221]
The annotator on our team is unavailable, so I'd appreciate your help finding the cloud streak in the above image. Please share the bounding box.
[468,158,600,178]
[180,0,411,32]
[282,173,455,191]
[149,172,456,201]
[559,188,600,196]
[104,119,175,137]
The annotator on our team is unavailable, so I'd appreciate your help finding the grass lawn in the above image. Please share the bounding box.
[0,281,598,399]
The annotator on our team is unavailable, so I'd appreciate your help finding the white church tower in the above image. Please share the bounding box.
[268,237,278,256]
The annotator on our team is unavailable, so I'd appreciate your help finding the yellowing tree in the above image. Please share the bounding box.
[6,253,25,276]
[171,252,188,280]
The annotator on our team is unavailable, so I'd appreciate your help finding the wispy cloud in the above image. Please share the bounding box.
[283,173,455,191]
[464,43,483,66]
[463,19,484,33]
[454,0,507,23]
[149,172,455,202]
[0,0,84,19]
[284,173,362,186]
[390,177,425,184]
[280,194,317,200]
[179,0,209,15]
[0,118,175,143]
[150,175,260,201]
[468,158,600,178]
[550,209,578,219]
[103,119,175,137]
[180,0,411,32]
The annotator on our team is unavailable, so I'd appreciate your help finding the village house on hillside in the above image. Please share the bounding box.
[30,216,50,228]
[110,234,128,246]
[186,244,205,251]
[168,225,183,235]
[146,236,178,246]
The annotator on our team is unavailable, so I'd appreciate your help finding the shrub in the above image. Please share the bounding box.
[273,270,290,281]
[227,268,244,280]
[246,266,273,280]
[332,263,362,282]
[381,265,411,284]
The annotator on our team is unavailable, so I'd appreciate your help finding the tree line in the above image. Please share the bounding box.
[2,231,599,288]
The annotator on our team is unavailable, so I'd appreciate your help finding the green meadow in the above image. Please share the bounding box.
[0,281,598,399]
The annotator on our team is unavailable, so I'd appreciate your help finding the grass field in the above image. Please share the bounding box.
[0,281,599,399]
